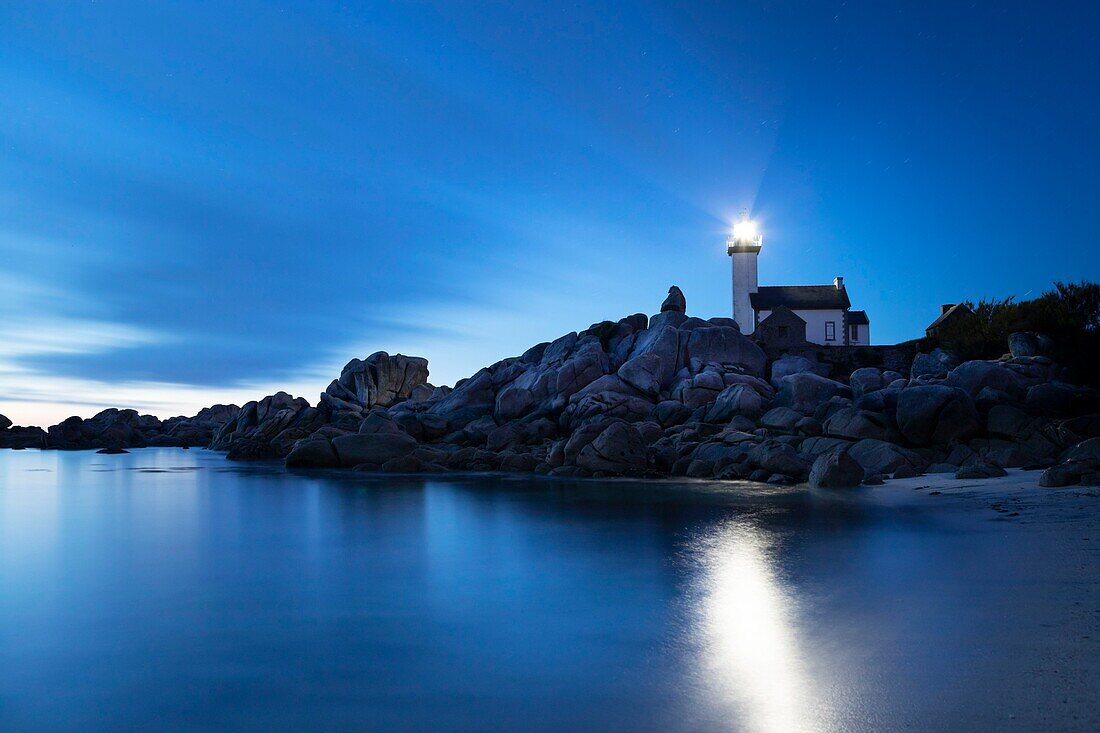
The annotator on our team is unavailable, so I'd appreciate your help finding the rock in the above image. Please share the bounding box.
[1063,437,1100,463]
[747,441,811,480]
[955,459,1008,479]
[661,285,686,313]
[847,438,924,476]
[760,406,804,433]
[849,367,885,398]
[573,420,648,474]
[285,438,340,468]
[1039,461,1094,487]
[986,405,1032,441]
[500,453,540,472]
[704,384,768,423]
[95,447,129,454]
[925,463,958,474]
[945,361,1025,398]
[808,450,864,488]
[911,348,957,379]
[324,352,429,410]
[770,354,830,386]
[684,327,767,377]
[774,373,851,414]
[893,464,923,479]
[1026,382,1100,417]
[796,417,823,436]
[616,353,665,398]
[0,414,11,431]
[494,385,535,421]
[332,432,417,468]
[800,436,853,456]
[1008,332,1052,358]
[895,385,980,446]
[555,340,610,397]
[822,407,893,442]
[382,455,423,473]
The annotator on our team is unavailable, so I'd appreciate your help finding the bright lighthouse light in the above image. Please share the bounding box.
[732,218,758,243]
[729,212,762,248]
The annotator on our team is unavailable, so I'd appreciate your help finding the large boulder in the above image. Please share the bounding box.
[808,450,864,488]
[494,384,536,421]
[332,432,418,468]
[945,361,1025,399]
[770,354,830,386]
[683,327,767,377]
[849,368,885,398]
[1008,332,1053,359]
[747,441,811,480]
[1026,382,1100,417]
[823,407,894,442]
[774,373,851,414]
[568,420,648,474]
[617,353,665,398]
[427,368,496,428]
[323,352,429,411]
[555,339,610,397]
[0,414,12,431]
[847,438,924,476]
[896,385,980,446]
[704,384,768,423]
[624,326,680,390]
[760,406,803,433]
[661,285,687,313]
[285,438,340,468]
[911,348,957,379]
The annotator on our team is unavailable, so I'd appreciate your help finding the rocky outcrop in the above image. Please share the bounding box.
[9,287,1099,492]
[809,449,864,488]
[0,405,238,451]
[661,285,686,314]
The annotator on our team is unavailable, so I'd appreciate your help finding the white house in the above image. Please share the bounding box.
[726,214,871,346]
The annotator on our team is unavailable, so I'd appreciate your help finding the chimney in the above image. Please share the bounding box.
[941,303,955,315]
[834,276,844,290]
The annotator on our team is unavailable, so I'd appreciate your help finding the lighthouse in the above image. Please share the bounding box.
[727,211,762,335]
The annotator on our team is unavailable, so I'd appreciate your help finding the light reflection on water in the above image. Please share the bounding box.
[689,518,831,733]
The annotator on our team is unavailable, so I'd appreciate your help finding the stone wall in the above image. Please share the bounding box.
[763,341,920,381]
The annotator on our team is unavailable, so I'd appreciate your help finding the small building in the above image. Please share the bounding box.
[847,310,870,345]
[754,305,807,348]
[726,214,870,346]
[925,303,973,338]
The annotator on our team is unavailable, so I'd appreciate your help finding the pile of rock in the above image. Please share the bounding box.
[271,286,1100,488]
[212,351,433,461]
[0,405,239,451]
[8,285,1100,492]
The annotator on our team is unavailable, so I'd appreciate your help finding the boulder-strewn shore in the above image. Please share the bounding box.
[3,287,1099,488]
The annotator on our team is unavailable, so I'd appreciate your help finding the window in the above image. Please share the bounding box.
[825,321,836,341]
[850,323,859,341]
[777,326,789,339]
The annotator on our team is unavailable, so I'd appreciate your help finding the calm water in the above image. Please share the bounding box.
[1,449,1097,732]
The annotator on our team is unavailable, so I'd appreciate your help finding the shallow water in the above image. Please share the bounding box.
[1,448,1097,732]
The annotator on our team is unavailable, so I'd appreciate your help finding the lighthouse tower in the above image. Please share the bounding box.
[727,211,762,335]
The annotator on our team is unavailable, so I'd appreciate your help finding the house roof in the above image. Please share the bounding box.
[750,285,851,311]
[848,310,869,325]
[759,304,807,324]
[926,303,972,332]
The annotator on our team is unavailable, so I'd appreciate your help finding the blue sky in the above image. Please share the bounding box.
[1,1,1098,426]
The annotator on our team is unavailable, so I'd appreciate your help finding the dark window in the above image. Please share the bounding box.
[850,323,859,341]
[778,326,789,338]
[825,321,836,341]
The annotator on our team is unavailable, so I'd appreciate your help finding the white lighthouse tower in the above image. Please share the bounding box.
[727,211,762,335]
